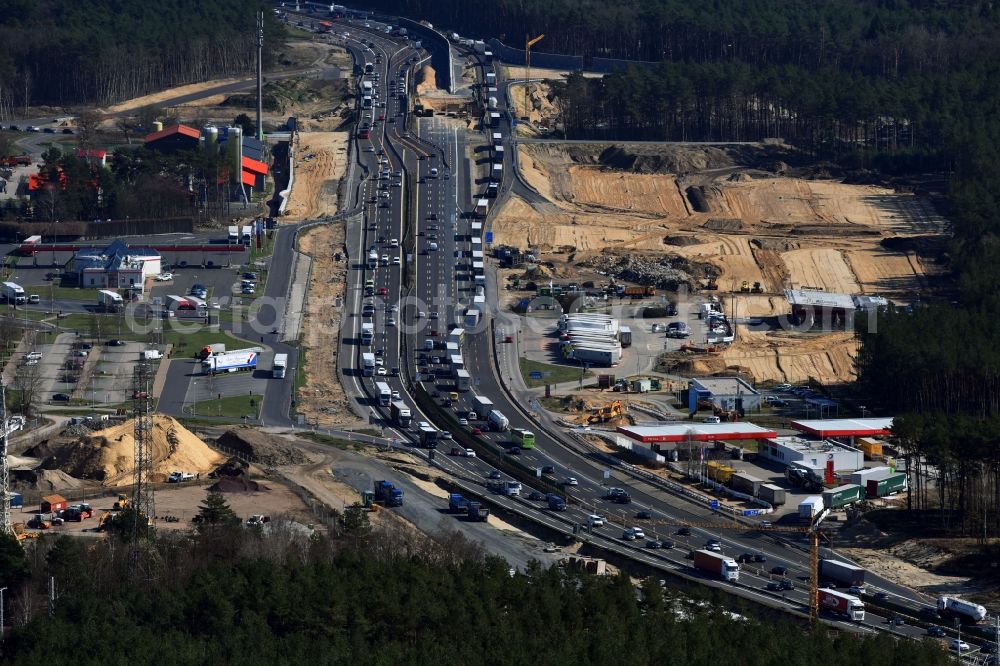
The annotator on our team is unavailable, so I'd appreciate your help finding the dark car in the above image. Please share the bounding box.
[541,465,555,474]
[61,128,73,134]
[506,447,521,455]
[243,272,258,280]
[875,592,889,601]
[779,580,795,591]
[737,553,754,563]
[920,606,941,619]
[676,527,691,536]
[753,553,767,563]
[528,491,544,501]
[766,581,782,591]
[645,540,662,549]
[636,510,652,520]
[888,615,905,626]
[660,539,675,549]
[488,470,501,480]
[106,339,125,346]
[52,393,71,401]
[927,626,946,638]
[770,566,788,576]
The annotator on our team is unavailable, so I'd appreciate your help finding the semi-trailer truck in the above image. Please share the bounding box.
[819,589,865,621]
[487,409,509,431]
[361,323,374,345]
[362,352,376,376]
[448,493,469,513]
[201,350,258,374]
[390,400,411,427]
[198,343,227,360]
[938,596,988,623]
[1,281,25,304]
[472,396,494,418]
[418,424,438,448]
[693,549,740,582]
[819,559,866,587]
[566,345,621,366]
[373,480,403,507]
[98,289,124,312]
[464,308,481,327]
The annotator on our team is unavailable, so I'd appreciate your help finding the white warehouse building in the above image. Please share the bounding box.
[759,436,864,472]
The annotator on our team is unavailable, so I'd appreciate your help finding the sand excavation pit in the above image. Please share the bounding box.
[298,223,356,426]
[55,414,224,485]
[508,81,561,127]
[284,132,348,219]
[720,328,858,384]
[782,247,860,293]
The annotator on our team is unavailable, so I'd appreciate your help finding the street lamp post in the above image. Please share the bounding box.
[0,586,6,640]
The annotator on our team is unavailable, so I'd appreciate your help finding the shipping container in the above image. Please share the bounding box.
[730,472,764,496]
[849,466,892,487]
[706,460,736,484]
[819,559,866,587]
[798,495,824,519]
[822,483,862,509]
[758,483,786,506]
[857,437,884,460]
[866,472,907,498]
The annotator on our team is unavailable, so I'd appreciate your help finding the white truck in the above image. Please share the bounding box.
[228,225,240,243]
[693,549,740,582]
[487,409,509,432]
[98,289,124,312]
[1,281,25,304]
[472,396,494,419]
[474,199,488,218]
[272,353,288,378]
[361,322,374,345]
[464,308,481,327]
[390,401,411,427]
[201,350,258,374]
[567,345,621,366]
[361,352,376,376]
[454,368,471,392]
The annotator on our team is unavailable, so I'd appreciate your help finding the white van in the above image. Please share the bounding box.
[429,167,438,177]
[428,242,438,251]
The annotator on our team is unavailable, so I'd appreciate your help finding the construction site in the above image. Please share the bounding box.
[495,130,948,384]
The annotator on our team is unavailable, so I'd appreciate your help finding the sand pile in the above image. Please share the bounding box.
[216,428,309,467]
[12,469,86,494]
[56,414,224,485]
[415,65,438,94]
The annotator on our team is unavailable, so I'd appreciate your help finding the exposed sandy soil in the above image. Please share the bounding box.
[284,131,348,219]
[494,142,948,383]
[504,67,604,80]
[297,223,355,426]
[508,82,561,128]
[101,77,247,114]
[841,543,972,595]
[416,65,440,95]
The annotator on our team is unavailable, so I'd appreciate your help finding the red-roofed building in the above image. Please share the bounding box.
[241,155,268,190]
[144,124,201,153]
[75,148,107,168]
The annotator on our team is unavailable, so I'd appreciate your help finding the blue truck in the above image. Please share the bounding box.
[467,501,490,521]
[374,480,404,507]
[546,493,567,511]
[448,493,470,513]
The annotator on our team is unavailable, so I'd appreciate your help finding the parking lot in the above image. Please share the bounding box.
[172,352,279,415]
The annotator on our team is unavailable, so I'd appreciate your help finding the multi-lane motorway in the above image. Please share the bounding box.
[290,9,991,648]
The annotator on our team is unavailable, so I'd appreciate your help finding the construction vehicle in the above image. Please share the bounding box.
[740,281,751,293]
[113,493,128,511]
[589,400,626,424]
[97,511,113,531]
[361,489,376,510]
[27,514,53,529]
[751,281,763,293]
[373,480,404,507]
[704,278,718,290]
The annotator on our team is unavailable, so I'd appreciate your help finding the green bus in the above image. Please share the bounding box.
[512,428,535,449]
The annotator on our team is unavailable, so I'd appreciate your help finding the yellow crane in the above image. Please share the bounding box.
[524,34,545,120]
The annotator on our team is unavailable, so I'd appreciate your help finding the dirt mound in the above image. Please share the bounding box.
[728,171,752,182]
[209,477,270,493]
[216,428,309,467]
[751,237,800,251]
[598,145,736,174]
[210,457,250,479]
[13,468,86,494]
[415,65,438,94]
[55,414,223,486]
[663,235,704,247]
[582,253,716,290]
[703,218,743,231]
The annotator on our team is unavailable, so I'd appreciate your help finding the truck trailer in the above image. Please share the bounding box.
[938,596,988,623]
[390,400,411,427]
[272,353,288,379]
[418,424,439,448]
[1,281,25,304]
[487,409,509,431]
[798,495,824,519]
[466,501,490,521]
[819,559,866,587]
[567,345,621,366]
[865,472,907,498]
[361,352,376,376]
[472,396,494,417]
[822,483,862,509]
[758,483,786,506]
[201,350,258,374]
[693,549,740,582]
[98,289,124,312]
[819,589,865,621]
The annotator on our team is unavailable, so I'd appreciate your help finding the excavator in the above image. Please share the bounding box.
[113,493,128,511]
[740,281,765,293]
[589,400,626,424]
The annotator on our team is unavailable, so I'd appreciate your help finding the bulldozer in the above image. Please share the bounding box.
[740,280,751,293]
[113,493,128,511]
[751,281,764,293]
[589,400,626,424]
